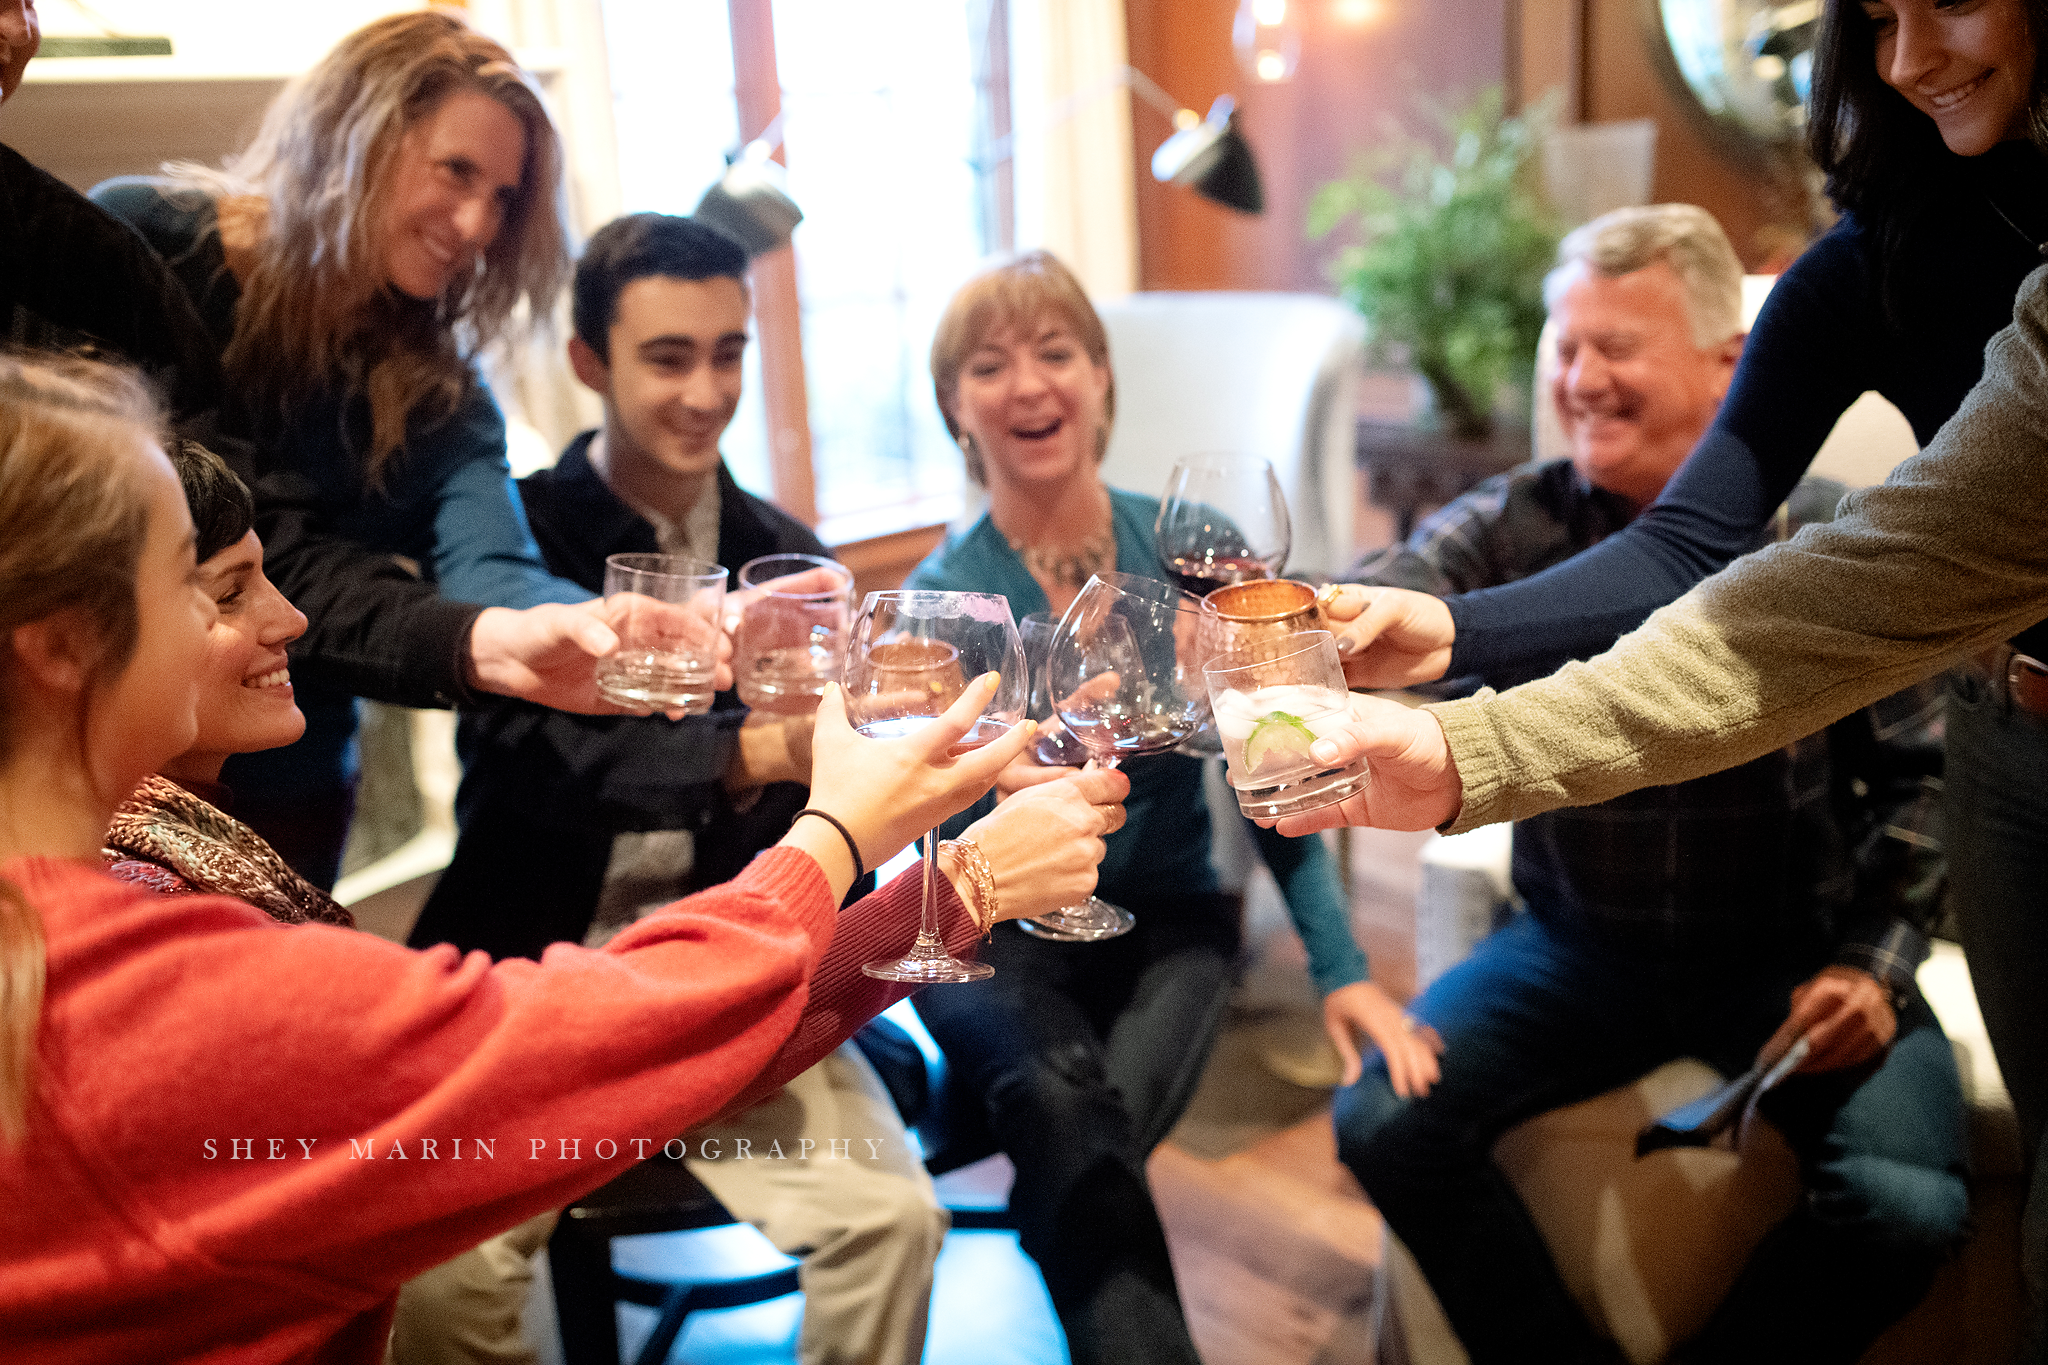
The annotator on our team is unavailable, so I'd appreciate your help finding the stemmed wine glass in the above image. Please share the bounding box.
[1156,455,1290,756]
[1032,573,1212,938]
[1015,612,1134,942]
[843,590,1026,983]
[1154,453,1292,597]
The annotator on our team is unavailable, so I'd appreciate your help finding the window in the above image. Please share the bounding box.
[599,1,775,498]
[601,0,1008,539]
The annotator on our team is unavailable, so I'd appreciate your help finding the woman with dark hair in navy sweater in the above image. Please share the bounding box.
[1328,0,2048,1352]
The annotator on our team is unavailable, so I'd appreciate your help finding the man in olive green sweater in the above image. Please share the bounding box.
[1280,262,2048,1358]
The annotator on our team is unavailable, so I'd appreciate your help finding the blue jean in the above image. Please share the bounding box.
[914,893,1239,1365]
[1335,912,1969,1365]
[1946,669,2048,1360]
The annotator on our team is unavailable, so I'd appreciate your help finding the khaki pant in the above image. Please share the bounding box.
[390,1043,945,1365]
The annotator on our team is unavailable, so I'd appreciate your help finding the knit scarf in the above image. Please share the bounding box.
[104,774,355,929]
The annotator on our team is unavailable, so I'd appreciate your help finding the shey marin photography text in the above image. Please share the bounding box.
[200,1135,899,1162]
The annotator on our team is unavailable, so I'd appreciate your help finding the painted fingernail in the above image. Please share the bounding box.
[1335,637,1359,656]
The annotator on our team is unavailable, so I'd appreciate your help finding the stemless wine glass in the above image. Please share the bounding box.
[1034,573,1213,938]
[1015,612,1131,942]
[843,590,1026,983]
[594,554,728,713]
[1154,453,1292,597]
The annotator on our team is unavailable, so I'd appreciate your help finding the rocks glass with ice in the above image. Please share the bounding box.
[734,553,853,714]
[594,554,727,714]
[1203,630,1367,820]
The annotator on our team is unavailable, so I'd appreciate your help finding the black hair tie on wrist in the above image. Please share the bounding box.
[793,809,863,885]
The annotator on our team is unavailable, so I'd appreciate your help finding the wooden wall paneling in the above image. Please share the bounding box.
[727,0,819,527]
[1513,0,1586,118]
[1125,0,1511,295]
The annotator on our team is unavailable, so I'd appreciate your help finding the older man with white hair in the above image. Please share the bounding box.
[1327,204,1968,1365]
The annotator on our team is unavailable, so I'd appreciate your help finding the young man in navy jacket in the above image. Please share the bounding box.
[402,214,946,1365]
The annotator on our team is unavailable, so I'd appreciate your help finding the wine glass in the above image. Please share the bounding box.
[1015,612,1133,942]
[1034,573,1213,938]
[843,590,1026,983]
[1154,453,1292,598]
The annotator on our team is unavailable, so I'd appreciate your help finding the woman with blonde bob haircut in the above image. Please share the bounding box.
[0,351,1129,1360]
[929,248,1116,486]
[93,10,589,888]
[903,250,1427,1365]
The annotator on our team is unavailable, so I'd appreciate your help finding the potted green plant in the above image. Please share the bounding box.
[1309,87,1560,440]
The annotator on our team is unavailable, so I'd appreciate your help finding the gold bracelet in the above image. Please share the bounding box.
[939,836,999,935]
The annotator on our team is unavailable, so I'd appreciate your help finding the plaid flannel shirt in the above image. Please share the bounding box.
[1352,460,1943,990]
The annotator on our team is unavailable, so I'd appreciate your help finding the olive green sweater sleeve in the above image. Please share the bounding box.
[1429,264,2048,834]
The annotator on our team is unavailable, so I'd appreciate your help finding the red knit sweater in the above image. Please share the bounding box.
[0,847,978,1363]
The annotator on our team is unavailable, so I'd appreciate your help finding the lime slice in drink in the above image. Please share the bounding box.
[1242,711,1317,776]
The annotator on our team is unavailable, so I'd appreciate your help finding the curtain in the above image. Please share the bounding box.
[1007,0,1139,300]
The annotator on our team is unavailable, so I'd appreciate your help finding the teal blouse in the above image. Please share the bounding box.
[906,487,1368,994]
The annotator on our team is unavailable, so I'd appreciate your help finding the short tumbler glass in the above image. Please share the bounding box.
[1202,629,1366,819]
[734,553,853,714]
[594,553,727,714]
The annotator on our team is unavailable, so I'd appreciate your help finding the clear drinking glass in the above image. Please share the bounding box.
[1032,573,1213,939]
[595,554,728,714]
[1203,629,1368,820]
[1154,453,1292,597]
[734,553,854,714]
[1015,611,1132,942]
[843,591,1026,983]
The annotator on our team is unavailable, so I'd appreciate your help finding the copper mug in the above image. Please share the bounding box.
[1201,579,1333,665]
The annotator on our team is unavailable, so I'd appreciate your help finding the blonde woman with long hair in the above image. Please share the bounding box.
[0,349,1127,1361]
[93,10,587,887]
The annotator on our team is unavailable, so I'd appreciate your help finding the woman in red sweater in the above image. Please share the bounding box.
[0,353,1124,1363]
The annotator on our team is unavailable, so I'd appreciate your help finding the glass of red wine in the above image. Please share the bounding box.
[1154,453,1292,598]
[843,590,1025,983]
[1156,454,1290,756]
[1016,612,1133,942]
[1036,573,1213,939]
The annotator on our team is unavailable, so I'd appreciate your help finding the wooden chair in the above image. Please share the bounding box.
[548,1151,800,1365]
[548,1016,1011,1365]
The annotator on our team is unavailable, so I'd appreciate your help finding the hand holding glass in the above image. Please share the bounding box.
[595,554,727,714]
[843,591,1026,982]
[1029,573,1212,939]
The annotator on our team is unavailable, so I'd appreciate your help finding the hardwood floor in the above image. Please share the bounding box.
[1144,826,1428,1365]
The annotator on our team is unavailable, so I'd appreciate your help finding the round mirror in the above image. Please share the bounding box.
[1658,0,1818,146]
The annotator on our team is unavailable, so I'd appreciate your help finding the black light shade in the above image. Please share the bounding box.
[694,141,804,258]
[1149,96,1264,215]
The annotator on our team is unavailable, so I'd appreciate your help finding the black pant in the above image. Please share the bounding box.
[914,892,1239,1365]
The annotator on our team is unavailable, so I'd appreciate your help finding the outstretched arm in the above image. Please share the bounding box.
[1272,265,2048,839]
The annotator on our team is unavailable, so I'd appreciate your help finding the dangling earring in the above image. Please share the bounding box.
[958,432,984,483]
